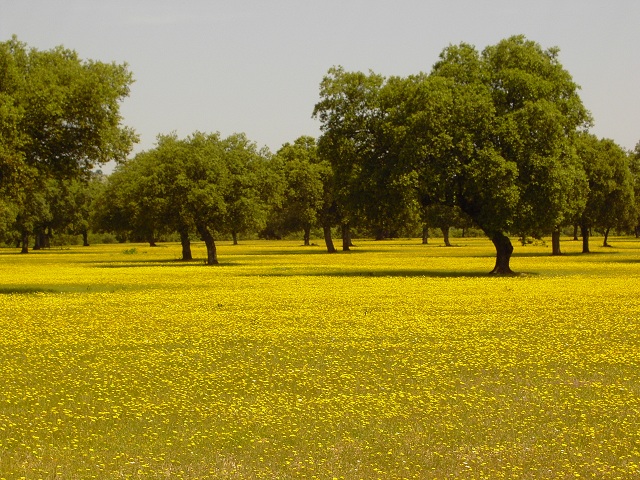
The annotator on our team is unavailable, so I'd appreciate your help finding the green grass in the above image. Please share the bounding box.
[1,237,639,478]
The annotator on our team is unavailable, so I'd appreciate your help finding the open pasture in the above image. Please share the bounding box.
[1,237,640,479]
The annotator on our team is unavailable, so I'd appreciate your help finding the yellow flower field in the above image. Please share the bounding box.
[1,237,639,479]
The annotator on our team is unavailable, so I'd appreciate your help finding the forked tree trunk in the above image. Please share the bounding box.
[581,224,590,253]
[197,225,218,265]
[342,224,351,251]
[303,226,311,246]
[551,228,562,256]
[422,225,429,244]
[323,224,336,253]
[490,232,514,275]
[179,228,192,261]
[603,227,611,247]
[441,226,451,247]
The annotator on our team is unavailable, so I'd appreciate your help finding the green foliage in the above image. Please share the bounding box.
[0,36,136,251]
[314,35,593,272]
[95,131,275,263]
[577,133,636,235]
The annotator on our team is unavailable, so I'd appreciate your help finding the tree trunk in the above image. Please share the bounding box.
[323,224,336,253]
[82,230,89,247]
[603,227,611,247]
[33,230,46,250]
[148,235,157,247]
[341,224,351,251]
[489,232,514,275]
[303,226,311,246]
[21,232,29,254]
[232,231,238,246]
[573,225,579,241]
[441,226,451,247]
[197,225,218,265]
[179,228,192,261]
[581,224,590,253]
[551,227,562,256]
[421,225,429,244]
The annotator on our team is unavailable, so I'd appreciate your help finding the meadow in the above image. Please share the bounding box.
[1,236,639,479]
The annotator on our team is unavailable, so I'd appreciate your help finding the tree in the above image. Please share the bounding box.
[630,143,640,237]
[221,133,274,245]
[576,133,636,252]
[315,37,590,273]
[0,36,136,252]
[422,204,469,247]
[268,136,330,246]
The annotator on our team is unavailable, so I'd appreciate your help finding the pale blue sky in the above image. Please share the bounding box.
[2,0,639,165]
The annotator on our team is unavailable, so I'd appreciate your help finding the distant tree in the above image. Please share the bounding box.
[422,204,469,247]
[97,132,273,265]
[269,136,329,246]
[222,134,274,245]
[631,143,640,237]
[576,134,636,251]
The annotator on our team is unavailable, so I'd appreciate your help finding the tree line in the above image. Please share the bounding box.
[1,35,639,273]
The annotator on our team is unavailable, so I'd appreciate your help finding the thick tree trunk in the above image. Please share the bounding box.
[179,228,192,261]
[581,224,590,253]
[232,231,238,246]
[341,224,351,251]
[148,235,157,247]
[441,226,451,247]
[21,232,29,254]
[603,227,611,247]
[421,225,429,244]
[551,228,562,256]
[323,224,336,253]
[197,225,218,265]
[573,225,579,241]
[82,230,89,247]
[489,232,514,275]
[303,226,311,246]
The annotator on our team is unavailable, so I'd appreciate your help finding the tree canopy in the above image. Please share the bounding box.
[314,35,593,273]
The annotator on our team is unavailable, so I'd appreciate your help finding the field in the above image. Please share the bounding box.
[1,236,639,479]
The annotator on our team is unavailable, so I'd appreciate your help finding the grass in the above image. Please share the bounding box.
[1,236,639,478]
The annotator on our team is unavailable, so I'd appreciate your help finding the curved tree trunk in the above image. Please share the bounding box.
[489,232,514,275]
[341,224,351,251]
[179,228,192,261]
[323,224,336,253]
[421,225,429,244]
[197,224,218,265]
[581,224,590,253]
[603,227,611,247]
[441,226,451,247]
[551,227,562,256]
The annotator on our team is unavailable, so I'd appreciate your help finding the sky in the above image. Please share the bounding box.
[2,0,639,170]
